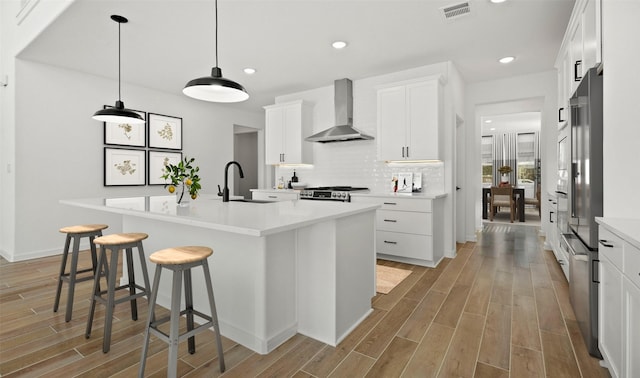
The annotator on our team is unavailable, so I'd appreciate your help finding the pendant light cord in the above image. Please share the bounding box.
[118,19,122,102]
[215,0,219,67]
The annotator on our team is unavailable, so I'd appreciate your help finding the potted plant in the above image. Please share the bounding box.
[498,165,512,186]
[161,156,202,206]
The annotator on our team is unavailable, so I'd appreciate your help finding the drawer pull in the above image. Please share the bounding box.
[599,239,614,248]
[383,219,397,223]
[383,202,397,205]
[268,196,277,199]
[383,240,397,245]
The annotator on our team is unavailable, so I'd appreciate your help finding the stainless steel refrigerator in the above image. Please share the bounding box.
[562,66,603,358]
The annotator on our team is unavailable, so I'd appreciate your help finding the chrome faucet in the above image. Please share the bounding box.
[223,161,244,202]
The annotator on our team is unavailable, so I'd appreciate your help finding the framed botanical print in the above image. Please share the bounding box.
[104,147,146,186]
[148,113,182,150]
[103,106,146,147]
[148,150,182,185]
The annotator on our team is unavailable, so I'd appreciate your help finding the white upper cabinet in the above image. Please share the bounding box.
[264,100,312,165]
[557,0,602,107]
[377,76,443,161]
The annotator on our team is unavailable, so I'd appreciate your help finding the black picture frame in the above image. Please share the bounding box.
[147,112,183,150]
[104,147,146,186]
[148,150,182,185]
[103,105,147,147]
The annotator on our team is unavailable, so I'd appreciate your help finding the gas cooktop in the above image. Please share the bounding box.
[300,186,369,202]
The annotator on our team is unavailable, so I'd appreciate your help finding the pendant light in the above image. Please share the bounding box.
[183,0,249,103]
[92,15,145,124]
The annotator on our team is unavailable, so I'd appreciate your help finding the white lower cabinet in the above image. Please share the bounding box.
[251,190,299,201]
[351,194,444,267]
[598,223,640,378]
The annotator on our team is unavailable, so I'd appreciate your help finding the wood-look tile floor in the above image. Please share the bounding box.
[0,225,610,377]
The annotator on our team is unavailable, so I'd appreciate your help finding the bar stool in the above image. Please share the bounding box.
[54,224,109,322]
[139,246,225,377]
[86,232,152,353]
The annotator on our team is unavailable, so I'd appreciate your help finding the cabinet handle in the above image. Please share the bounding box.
[383,202,397,205]
[574,60,582,82]
[268,195,277,199]
[598,239,614,248]
[592,259,600,284]
[558,107,565,122]
[549,211,555,223]
[383,240,397,245]
[402,147,405,158]
[383,219,397,223]
[406,146,409,157]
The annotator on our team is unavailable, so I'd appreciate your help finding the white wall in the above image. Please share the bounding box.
[464,71,557,241]
[273,62,458,257]
[601,0,640,217]
[5,60,262,261]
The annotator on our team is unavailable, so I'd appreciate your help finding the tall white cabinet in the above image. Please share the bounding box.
[264,100,312,165]
[596,219,640,378]
[377,76,443,161]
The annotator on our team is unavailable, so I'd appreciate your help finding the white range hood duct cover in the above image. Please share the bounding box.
[305,78,374,143]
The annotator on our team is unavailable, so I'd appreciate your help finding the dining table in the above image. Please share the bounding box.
[482,187,526,222]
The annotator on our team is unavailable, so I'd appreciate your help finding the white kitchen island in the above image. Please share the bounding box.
[60,195,379,354]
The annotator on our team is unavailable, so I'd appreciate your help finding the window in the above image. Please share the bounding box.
[481,136,493,184]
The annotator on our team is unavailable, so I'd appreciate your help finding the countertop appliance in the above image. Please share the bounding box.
[565,66,603,358]
[300,186,369,202]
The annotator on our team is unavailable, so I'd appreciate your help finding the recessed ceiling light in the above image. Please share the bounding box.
[332,41,347,49]
[485,119,492,123]
[490,0,507,3]
[243,68,256,75]
[499,56,515,64]
[490,127,496,131]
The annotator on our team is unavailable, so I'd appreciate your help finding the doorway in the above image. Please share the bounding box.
[233,126,259,199]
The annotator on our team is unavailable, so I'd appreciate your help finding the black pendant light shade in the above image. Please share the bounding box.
[183,0,249,103]
[183,67,249,102]
[93,15,145,124]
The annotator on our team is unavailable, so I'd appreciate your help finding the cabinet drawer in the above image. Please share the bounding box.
[599,227,624,270]
[352,196,431,212]
[624,242,640,289]
[252,191,298,201]
[377,210,431,235]
[376,231,433,261]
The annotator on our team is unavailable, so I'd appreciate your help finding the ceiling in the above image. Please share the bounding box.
[481,112,541,134]
[18,0,575,112]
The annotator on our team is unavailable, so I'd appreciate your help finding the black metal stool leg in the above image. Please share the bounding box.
[103,246,120,353]
[53,234,71,313]
[64,235,81,322]
[137,244,153,323]
[86,245,106,339]
[184,268,196,354]
[125,247,138,320]
[168,267,183,377]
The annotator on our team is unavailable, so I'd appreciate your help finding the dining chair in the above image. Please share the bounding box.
[490,186,516,222]
[525,185,541,217]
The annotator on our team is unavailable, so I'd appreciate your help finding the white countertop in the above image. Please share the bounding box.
[250,188,301,193]
[60,194,379,237]
[596,217,640,250]
[351,192,447,199]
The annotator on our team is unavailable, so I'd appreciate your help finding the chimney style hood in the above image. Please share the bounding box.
[305,78,374,143]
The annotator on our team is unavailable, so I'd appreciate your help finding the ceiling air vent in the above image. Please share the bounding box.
[441,2,471,19]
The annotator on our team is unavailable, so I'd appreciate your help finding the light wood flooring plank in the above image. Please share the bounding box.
[437,312,485,378]
[565,318,610,378]
[512,294,542,351]
[464,258,497,315]
[431,249,473,294]
[511,345,545,378]
[327,352,375,378]
[254,338,325,378]
[490,270,513,306]
[474,361,509,378]
[534,286,567,335]
[402,323,455,377]
[397,290,447,342]
[364,336,417,377]
[540,330,581,377]
[432,284,471,328]
[478,302,511,370]
[512,266,535,297]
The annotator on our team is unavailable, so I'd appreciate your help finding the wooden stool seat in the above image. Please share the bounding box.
[140,246,225,376]
[54,224,108,322]
[86,233,151,353]
[59,224,109,234]
[150,246,213,265]
[93,232,148,246]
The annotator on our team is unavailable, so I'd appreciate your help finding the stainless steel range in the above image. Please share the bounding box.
[299,186,369,202]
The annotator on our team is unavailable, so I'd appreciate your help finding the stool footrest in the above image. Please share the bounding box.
[92,284,148,305]
[148,320,214,344]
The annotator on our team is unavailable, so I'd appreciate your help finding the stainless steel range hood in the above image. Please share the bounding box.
[305,78,374,143]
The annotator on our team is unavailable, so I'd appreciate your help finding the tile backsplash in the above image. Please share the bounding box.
[274,140,444,194]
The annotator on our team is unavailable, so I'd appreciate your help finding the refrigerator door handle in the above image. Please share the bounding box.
[592,259,600,283]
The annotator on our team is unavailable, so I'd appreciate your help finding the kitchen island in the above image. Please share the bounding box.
[60,195,379,354]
